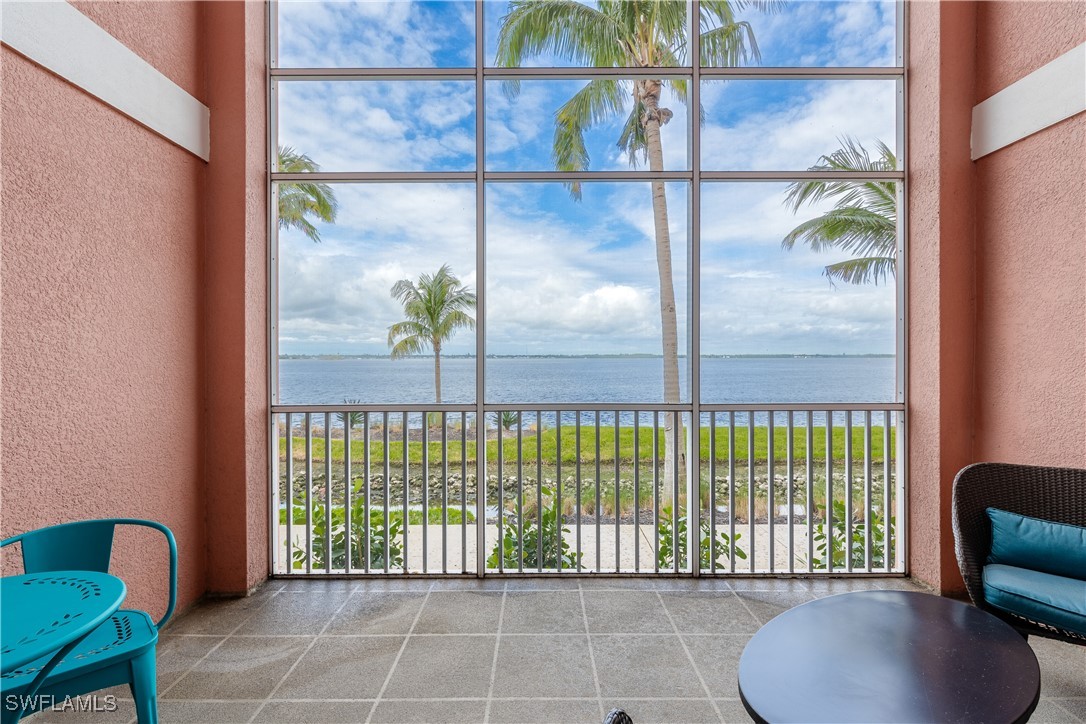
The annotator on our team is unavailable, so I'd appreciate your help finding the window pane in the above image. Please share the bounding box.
[484,2,689,68]
[701,80,898,171]
[700,182,896,403]
[277,0,475,68]
[701,0,897,68]
[276,183,476,404]
[486,182,689,403]
[277,81,476,173]
[486,79,689,172]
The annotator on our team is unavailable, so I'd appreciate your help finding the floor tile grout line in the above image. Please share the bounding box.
[363,581,436,724]
[157,590,283,701]
[482,582,509,723]
[728,589,764,628]
[654,589,726,724]
[249,589,358,723]
[578,581,605,720]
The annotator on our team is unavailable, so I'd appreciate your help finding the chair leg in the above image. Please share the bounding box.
[129,649,159,724]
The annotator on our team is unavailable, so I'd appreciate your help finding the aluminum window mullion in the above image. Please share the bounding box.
[474,0,487,579]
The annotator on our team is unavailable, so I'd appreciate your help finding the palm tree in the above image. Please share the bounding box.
[782,137,898,285]
[495,0,770,495]
[388,265,477,404]
[277,145,339,243]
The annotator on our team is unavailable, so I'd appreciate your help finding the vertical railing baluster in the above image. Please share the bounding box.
[884,410,893,573]
[403,412,409,573]
[614,411,620,572]
[729,411,736,574]
[786,411,794,574]
[845,411,853,573]
[653,411,660,573]
[864,410,873,572]
[461,413,468,574]
[497,414,504,573]
[768,411,775,573]
[634,412,641,573]
[556,411,563,573]
[382,412,390,574]
[304,413,313,574]
[345,412,352,574]
[324,413,332,573]
[537,411,543,573]
[422,414,429,573]
[285,413,293,574]
[747,412,755,573]
[806,413,814,574]
[442,412,449,574]
[709,412,717,574]
[517,411,524,573]
[364,413,371,574]
[595,410,601,572]
[672,414,681,574]
[576,412,582,571]
[825,412,834,573]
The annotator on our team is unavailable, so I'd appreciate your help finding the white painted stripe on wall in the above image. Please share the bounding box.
[1,0,210,161]
[972,43,1086,160]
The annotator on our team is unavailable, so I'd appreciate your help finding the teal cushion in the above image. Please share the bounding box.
[983,564,1086,637]
[986,507,1086,580]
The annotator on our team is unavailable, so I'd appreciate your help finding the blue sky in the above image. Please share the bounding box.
[275,0,898,358]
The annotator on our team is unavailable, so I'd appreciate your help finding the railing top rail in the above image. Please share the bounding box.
[272,402,905,413]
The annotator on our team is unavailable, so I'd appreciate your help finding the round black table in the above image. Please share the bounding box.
[738,590,1040,724]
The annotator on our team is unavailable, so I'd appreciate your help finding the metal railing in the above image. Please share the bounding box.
[271,402,905,576]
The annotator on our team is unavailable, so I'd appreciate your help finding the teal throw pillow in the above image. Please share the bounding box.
[986,507,1086,581]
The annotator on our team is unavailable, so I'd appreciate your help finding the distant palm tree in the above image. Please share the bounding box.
[782,137,898,286]
[388,265,476,404]
[495,0,772,492]
[277,145,339,243]
[336,398,365,431]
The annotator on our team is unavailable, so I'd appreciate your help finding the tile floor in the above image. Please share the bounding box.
[28,577,1086,724]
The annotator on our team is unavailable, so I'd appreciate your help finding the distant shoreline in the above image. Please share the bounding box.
[280,353,894,360]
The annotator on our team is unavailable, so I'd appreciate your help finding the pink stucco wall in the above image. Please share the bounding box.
[203,1,270,595]
[972,2,1086,468]
[906,0,978,594]
[1,1,269,610]
[0,10,207,614]
[908,0,1085,592]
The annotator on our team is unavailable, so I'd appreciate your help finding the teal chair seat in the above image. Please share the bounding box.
[983,564,1086,638]
[1,520,176,723]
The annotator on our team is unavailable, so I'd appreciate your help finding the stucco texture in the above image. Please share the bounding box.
[908,0,1085,592]
[0,44,206,614]
[906,0,977,594]
[1,0,269,610]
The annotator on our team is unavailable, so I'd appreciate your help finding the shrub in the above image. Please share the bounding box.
[657,507,747,570]
[811,498,893,569]
[286,501,403,570]
[488,486,581,570]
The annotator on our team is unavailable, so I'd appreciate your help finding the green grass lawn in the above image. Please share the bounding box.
[280,425,896,466]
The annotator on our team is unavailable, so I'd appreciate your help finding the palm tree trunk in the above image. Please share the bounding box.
[639,79,685,505]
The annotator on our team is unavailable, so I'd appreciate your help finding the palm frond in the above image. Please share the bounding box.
[553,79,626,198]
[782,137,898,286]
[823,256,897,286]
[276,146,339,243]
[495,0,627,98]
[388,265,477,358]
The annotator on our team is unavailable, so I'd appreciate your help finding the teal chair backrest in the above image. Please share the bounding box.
[1,519,177,629]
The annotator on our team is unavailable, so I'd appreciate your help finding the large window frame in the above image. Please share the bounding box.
[267,0,908,577]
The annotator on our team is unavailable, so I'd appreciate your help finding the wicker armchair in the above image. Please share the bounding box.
[952,462,1086,644]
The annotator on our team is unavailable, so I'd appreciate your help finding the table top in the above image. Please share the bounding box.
[738,590,1040,724]
[1,571,126,674]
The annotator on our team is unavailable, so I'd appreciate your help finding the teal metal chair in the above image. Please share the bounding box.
[1,519,176,723]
